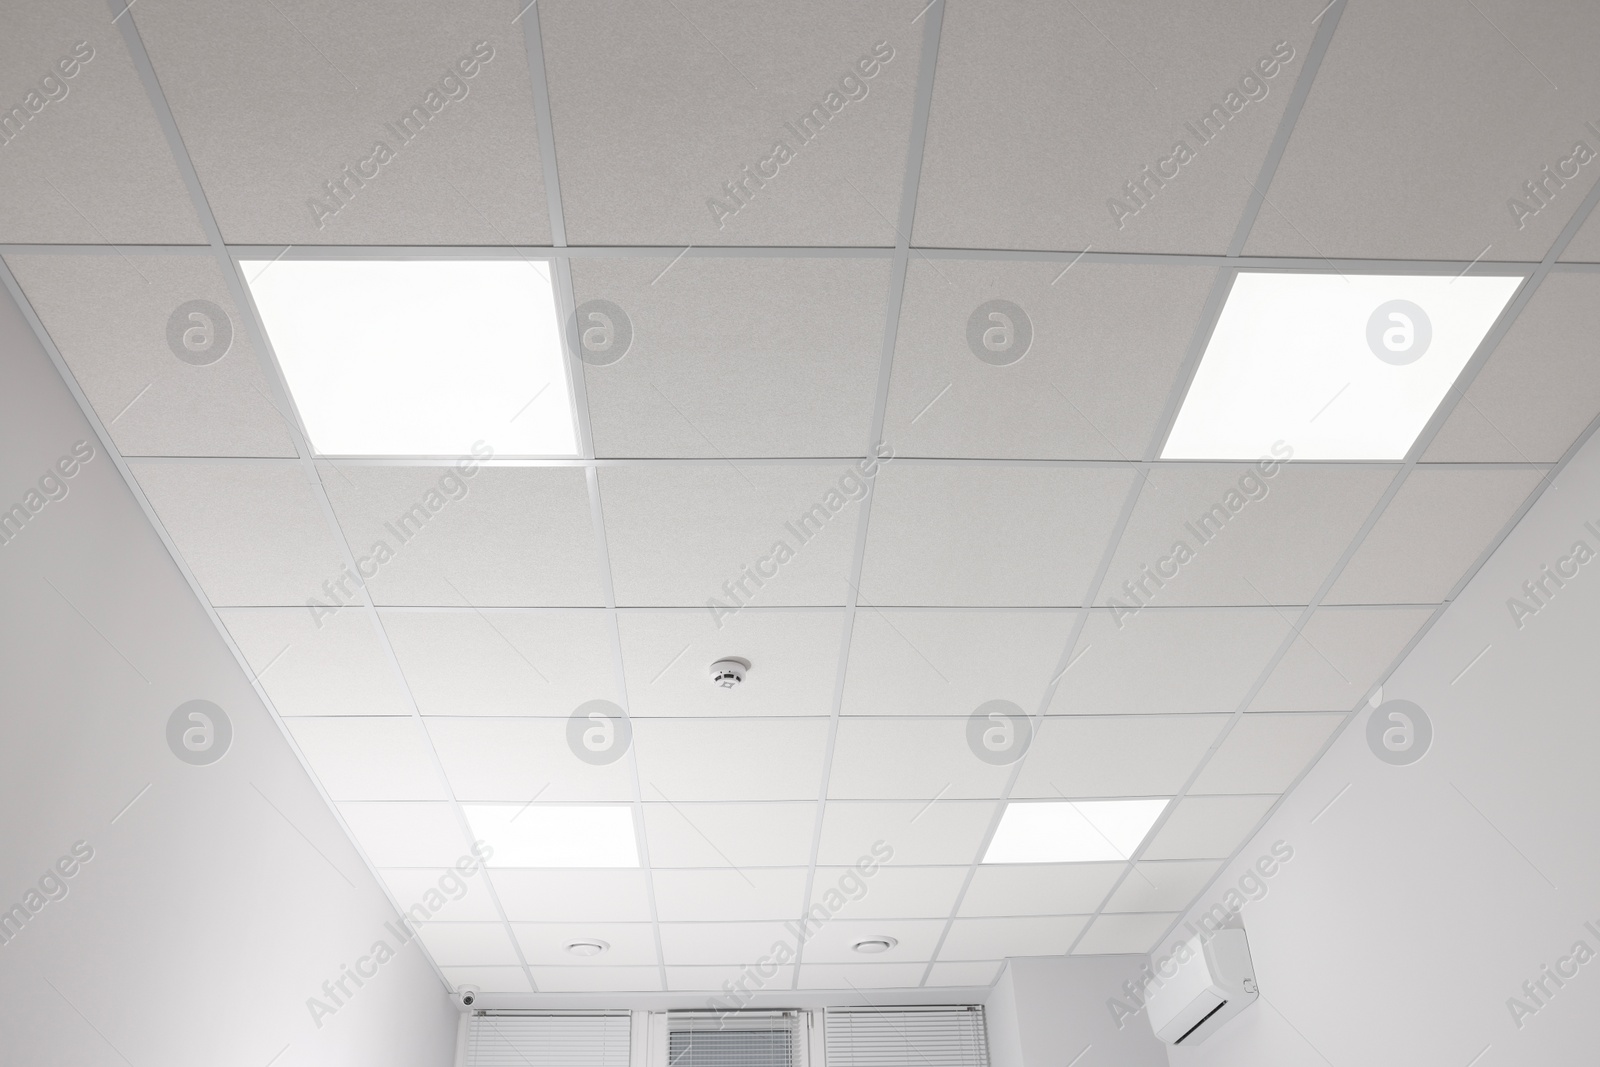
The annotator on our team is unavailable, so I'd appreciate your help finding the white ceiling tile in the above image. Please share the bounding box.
[860,465,1135,606]
[1243,1,1600,259]
[218,607,412,717]
[658,922,792,966]
[1104,464,1393,608]
[425,719,635,802]
[915,0,1314,252]
[543,2,919,245]
[131,1,550,244]
[6,254,294,456]
[415,921,520,966]
[1103,861,1222,913]
[619,609,841,718]
[1327,469,1543,605]
[382,609,619,717]
[884,261,1214,459]
[378,868,502,922]
[667,965,796,992]
[958,864,1123,918]
[130,461,348,606]
[439,966,533,993]
[799,919,948,964]
[285,717,445,801]
[0,4,202,242]
[644,802,817,868]
[798,963,927,989]
[1565,209,1600,262]
[817,800,996,866]
[1014,715,1229,799]
[491,869,654,923]
[926,961,1002,987]
[601,464,862,607]
[1190,713,1344,795]
[512,923,658,966]
[940,917,1089,961]
[633,718,828,801]
[337,802,471,867]
[1250,608,1431,712]
[1050,609,1292,714]
[320,466,601,607]
[841,610,1072,717]
[575,258,886,457]
[1071,913,1176,956]
[827,718,1013,800]
[652,868,809,922]
[1425,274,1600,461]
[1141,795,1279,861]
[813,866,966,920]
[528,966,662,992]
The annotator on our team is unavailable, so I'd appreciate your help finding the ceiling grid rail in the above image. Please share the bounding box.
[515,0,673,994]
[83,455,1554,472]
[789,0,948,988]
[8,242,1600,275]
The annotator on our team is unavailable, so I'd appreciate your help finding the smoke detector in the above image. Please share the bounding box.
[851,936,898,955]
[565,939,609,957]
[710,658,750,689]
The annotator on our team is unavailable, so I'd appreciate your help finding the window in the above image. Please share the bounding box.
[825,1006,989,1067]
[467,1012,632,1067]
[669,1011,799,1067]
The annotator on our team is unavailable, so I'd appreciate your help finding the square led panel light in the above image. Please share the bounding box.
[240,259,578,456]
[982,799,1168,864]
[462,804,639,868]
[1163,272,1522,461]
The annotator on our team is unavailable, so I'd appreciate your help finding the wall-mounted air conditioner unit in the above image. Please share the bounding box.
[1145,928,1258,1045]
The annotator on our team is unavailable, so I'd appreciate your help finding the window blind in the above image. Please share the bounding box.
[824,1006,989,1067]
[467,1012,633,1067]
[668,1011,798,1067]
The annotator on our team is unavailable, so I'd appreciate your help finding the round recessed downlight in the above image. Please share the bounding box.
[851,937,898,955]
[565,939,609,957]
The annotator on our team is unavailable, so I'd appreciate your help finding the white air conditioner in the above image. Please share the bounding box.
[1145,928,1258,1045]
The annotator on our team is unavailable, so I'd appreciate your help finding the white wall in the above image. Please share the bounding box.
[1156,423,1600,1064]
[983,962,1023,1067]
[984,956,1168,1067]
[0,277,458,1063]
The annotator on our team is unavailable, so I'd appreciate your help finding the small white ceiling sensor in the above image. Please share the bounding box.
[710,658,749,688]
[565,939,609,957]
[851,937,898,955]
